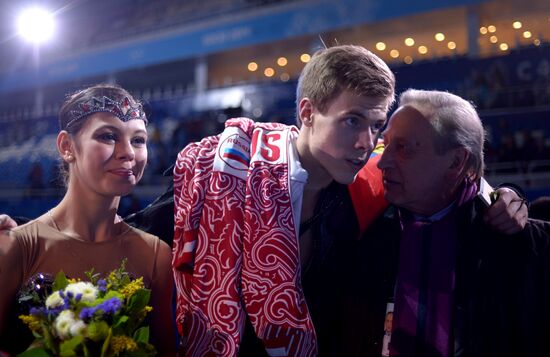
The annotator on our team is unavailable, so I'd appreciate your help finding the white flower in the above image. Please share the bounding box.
[69,319,87,337]
[54,311,88,339]
[54,310,76,340]
[64,282,98,303]
[45,291,64,308]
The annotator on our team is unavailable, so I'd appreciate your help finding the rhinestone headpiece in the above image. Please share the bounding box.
[66,96,147,129]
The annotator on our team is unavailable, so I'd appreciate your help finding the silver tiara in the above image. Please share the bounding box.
[66,96,147,128]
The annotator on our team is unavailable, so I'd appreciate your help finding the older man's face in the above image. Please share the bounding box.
[377,106,456,216]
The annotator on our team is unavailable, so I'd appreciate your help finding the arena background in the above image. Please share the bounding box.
[0,0,548,218]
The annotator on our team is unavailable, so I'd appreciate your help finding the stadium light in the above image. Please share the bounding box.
[248,62,258,72]
[17,6,55,44]
[512,21,522,29]
[300,53,311,63]
[434,33,445,41]
[277,57,288,67]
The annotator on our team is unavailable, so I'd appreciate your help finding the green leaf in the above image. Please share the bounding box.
[88,321,110,342]
[52,271,69,291]
[127,289,151,313]
[17,348,52,357]
[133,326,150,343]
[124,289,151,332]
[18,295,35,303]
[82,343,92,357]
[103,290,124,301]
[100,328,113,357]
[84,268,101,284]
[59,335,83,357]
[42,324,58,354]
[112,315,129,334]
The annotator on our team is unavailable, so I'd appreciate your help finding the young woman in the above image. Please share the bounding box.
[0,84,176,355]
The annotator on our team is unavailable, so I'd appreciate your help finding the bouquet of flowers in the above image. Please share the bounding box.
[17,260,156,357]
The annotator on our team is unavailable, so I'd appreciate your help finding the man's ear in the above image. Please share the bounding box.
[57,131,75,163]
[446,147,470,180]
[298,98,314,127]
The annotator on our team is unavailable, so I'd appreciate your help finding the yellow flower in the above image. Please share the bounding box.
[19,314,41,332]
[134,305,153,321]
[110,335,138,355]
[119,277,144,298]
[106,271,118,290]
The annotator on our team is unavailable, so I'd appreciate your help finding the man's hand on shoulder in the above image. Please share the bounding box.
[483,187,528,234]
[0,214,17,232]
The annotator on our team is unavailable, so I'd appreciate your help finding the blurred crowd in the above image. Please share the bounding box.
[7,88,550,195]
[62,0,293,51]
[462,61,550,110]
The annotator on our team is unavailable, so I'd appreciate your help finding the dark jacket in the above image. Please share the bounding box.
[351,199,550,357]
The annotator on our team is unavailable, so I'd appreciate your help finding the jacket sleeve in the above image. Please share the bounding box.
[523,218,550,345]
[124,183,175,246]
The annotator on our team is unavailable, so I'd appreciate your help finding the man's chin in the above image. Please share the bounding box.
[335,174,357,185]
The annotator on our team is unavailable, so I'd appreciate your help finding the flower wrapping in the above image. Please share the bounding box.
[18,260,156,357]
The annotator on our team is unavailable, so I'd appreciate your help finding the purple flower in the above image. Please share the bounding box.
[31,306,64,319]
[79,297,123,322]
[30,307,44,316]
[97,279,107,292]
[79,307,95,322]
[100,297,123,315]
[56,290,72,309]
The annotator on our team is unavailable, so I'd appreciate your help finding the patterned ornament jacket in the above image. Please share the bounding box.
[173,118,316,357]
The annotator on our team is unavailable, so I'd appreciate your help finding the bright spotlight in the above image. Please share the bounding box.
[17,7,55,43]
[434,33,445,41]
[375,42,386,51]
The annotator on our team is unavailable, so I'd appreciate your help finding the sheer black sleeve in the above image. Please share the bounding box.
[124,182,175,247]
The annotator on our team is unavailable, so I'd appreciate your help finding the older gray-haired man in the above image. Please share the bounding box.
[352,89,550,357]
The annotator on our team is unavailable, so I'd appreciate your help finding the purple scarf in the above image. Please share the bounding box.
[389,180,477,357]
